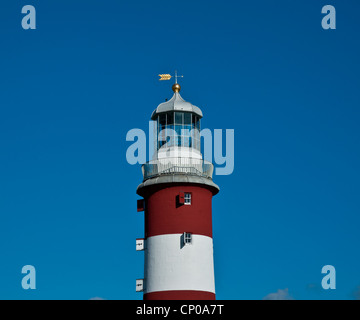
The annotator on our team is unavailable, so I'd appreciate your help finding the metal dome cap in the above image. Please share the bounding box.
[151,90,203,120]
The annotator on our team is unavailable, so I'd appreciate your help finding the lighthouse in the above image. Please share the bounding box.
[136,79,219,300]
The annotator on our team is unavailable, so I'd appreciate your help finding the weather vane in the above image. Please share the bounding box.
[158,70,183,84]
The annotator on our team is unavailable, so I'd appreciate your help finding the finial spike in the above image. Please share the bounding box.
[174,70,183,85]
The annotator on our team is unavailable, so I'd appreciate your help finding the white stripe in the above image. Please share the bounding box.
[144,234,215,294]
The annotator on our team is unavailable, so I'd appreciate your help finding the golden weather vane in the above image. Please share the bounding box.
[158,70,183,83]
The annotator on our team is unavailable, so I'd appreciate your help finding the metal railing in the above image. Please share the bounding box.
[141,157,214,181]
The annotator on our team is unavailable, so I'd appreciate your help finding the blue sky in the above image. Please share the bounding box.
[0,0,359,300]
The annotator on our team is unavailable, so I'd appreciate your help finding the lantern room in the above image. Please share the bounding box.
[151,84,203,157]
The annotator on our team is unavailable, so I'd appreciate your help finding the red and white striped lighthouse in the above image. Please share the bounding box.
[136,81,219,300]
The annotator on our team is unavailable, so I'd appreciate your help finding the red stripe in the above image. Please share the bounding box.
[144,290,215,300]
[144,185,214,238]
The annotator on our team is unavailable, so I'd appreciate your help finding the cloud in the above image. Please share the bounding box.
[263,288,294,300]
[306,283,323,294]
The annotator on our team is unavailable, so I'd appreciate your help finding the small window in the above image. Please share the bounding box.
[184,193,191,205]
[184,232,192,245]
[136,238,145,251]
[136,279,144,292]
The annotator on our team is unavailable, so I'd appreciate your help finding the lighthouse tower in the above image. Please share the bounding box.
[136,81,219,300]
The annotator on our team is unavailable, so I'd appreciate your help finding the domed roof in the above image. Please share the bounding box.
[151,92,203,120]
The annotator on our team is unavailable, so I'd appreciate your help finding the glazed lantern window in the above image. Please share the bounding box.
[156,112,200,150]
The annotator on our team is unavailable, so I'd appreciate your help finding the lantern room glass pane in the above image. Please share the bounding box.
[175,112,183,125]
[159,113,166,126]
[195,116,200,130]
[156,111,201,151]
[183,135,190,147]
[174,125,182,139]
[184,113,191,125]
[166,125,175,147]
[167,112,174,125]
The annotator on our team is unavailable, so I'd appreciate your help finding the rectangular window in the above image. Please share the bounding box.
[183,232,192,245]
[136,279,144,292]
[136,239,145,251]
[184,193,191,205]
